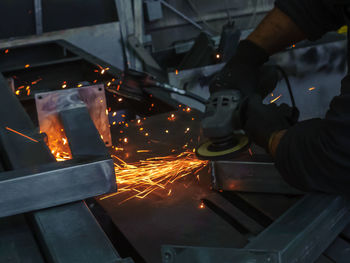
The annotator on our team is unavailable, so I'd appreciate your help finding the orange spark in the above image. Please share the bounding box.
[5,127,38,143]
[100,152,208,204]
[270,95,282,103]
[199,202,205,209]
[309,87,316,91]
[4,49,9,54]
[25,64,30,68]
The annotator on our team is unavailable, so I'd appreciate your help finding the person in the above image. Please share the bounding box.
[210,0,350,194]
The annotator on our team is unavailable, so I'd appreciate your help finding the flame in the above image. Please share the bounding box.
[100,152,208,204]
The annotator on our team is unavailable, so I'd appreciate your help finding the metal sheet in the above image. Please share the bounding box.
[35,84,112,147]
[212,159,303,195]
[0,158,115,218]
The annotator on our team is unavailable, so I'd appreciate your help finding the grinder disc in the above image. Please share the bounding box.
[196,135,250,160]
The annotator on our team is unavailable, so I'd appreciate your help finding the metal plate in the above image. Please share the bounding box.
[35,84,112,147]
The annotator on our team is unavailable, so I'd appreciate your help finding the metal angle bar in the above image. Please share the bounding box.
[0,158,115,218]
[34,0,43,35]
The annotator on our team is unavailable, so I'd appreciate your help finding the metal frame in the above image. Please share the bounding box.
[162,194,350,263]
[0,72,133,262]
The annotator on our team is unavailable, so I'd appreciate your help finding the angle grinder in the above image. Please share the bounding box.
[196,65,279,160]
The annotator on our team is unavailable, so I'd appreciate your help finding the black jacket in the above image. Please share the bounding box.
[274,0,350,194]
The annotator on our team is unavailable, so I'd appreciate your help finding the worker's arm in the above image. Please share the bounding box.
[247,0,345,55]
[274,76,350,194]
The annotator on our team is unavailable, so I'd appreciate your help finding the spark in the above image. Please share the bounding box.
[165,129,169,134]
[4,49,9,54]
[185,128,190,134]
[216,53,221,59]
[145,133,149,136]
[118,98,123,102]
[77,84,83,88]
[123,138,128,143]
[199,202,205,209]
[62,84,67,89]
[175,69,179,75]
[248,148,253,156]
[186,107,191,112]
[270,95,282,104]
[309,87,316,91]
[5,127,38,143]
[100,152,208,204]
[15,90,20,95]
[25,64,30,68]
[31,78,42,85]
[168,114,175,121]
[114,147,124,151]
[112,112,117,117]
[137,150,151,153]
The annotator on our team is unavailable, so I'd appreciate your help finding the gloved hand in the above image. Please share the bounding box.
[210,40,269,97]
[243,95,299,152]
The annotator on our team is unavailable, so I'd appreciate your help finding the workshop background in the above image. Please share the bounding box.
[0,1,349,263]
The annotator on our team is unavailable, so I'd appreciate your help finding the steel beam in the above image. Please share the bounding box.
[162,194,350,263]
[31,202,123,263]
[0,158,115,218]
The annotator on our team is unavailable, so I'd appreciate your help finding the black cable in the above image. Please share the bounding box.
[275,65,296,108]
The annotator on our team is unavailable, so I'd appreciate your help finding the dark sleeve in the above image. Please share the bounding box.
[275,0,346,40]
[275,75,350,195]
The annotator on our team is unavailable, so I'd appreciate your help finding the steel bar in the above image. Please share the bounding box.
[32,202,123,263]
[34,0,43,35]
[162,194,350,263]
[0,158,115,218]
[115,0,136,68]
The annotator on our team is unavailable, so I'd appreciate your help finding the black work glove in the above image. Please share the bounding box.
[243,95,299,152]
[210,40,269,97]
